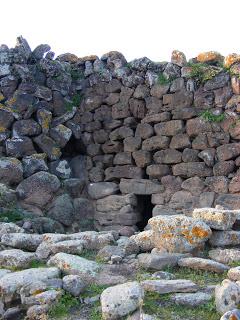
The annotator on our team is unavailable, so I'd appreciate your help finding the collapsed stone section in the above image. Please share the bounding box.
[1,38,240,233]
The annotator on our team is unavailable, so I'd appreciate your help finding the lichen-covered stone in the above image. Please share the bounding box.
[141,279,198,294]
[130,230,154,252]
[148,215,212,253]
[16,171,60,207]
[192,208,237,230]
[101,281,144,320]
[0,267,60,303]
[209,249,240,264]
[47,252,101,280]
[215,279,240,315]
[178,257,229,273]
[0,157,23,185]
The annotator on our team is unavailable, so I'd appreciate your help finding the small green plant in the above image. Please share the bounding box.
[65,93,82,111]
[201,110,225,123]
[157,73,171,85]
[187,62,221,83]
[79,249,98,261]
[70,68,84,81]
[48,292,80,318]
[126,62,132,69]
[228,261,240,268]
[135,267,151,282]
[163,266,227,287]
[89,302,103,320]
[80,284,108,299]
[28,260,46,268]
[0,207,23,223]
[142,291,219,320]
[72,93,82,106]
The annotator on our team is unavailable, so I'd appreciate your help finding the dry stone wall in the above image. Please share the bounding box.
[1,37,240,234]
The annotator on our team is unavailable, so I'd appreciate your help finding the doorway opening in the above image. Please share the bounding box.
[136,195,154,231]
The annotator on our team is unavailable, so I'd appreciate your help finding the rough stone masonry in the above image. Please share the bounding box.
[1,37,240,235]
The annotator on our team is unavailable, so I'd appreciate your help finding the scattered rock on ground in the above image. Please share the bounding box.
[101,281,144,320]
[178,257,229,273]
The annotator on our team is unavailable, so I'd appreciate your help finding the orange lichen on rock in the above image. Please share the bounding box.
[224,53,240,68]
[197,51,223,63]
[191,226,211,238]
[171,50,187,67]
[62,262,70,269]
[148,215,212,253]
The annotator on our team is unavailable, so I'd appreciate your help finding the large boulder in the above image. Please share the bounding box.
[101,281,144,320]
[16,171,60,207]
[210,231,240,247]
[47,194,74,227]
[209,249,240,264]
[0,267,60,303]
[6,137,36,158]
[138,252,190,270]
[141,279,198,294]
[178,257,229,273]
[120,178,164,195]
[47,253,101,281]
[148,215,212,253]
[215,194,240,210]
[215,279,240,315]
[170,292,212,307]
[88,182,119,199]
[130,230,154,252]
[0,249,37,269]
[192,208,237,230]
[0,157,23,185]
[1,233,43,251]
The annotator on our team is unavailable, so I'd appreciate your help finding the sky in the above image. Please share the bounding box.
[1,0,240,63]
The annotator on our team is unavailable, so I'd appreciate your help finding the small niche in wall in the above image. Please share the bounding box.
[136,195,154,231]
[61,135,85,158]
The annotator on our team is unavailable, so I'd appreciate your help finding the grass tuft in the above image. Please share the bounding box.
[200,110,225,123]
[187,62,221,83]
[143,291,219,320]
[48,292,80,318]
[80,284,108,299]
[65,93,82,111]
[157,73,171,85]
[78,249,98,261]
[28,260,46,269]
[162,265,227,287]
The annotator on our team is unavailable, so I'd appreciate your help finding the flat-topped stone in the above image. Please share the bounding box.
[141,279,198,294]
[138,252,190,270]
[0,267,60,303]
[170,292,212,307]
[88,182,119,199]
[1,233,43,251]
[192,208,237,230]
[178,257,229,273]
[101,281,144,320]
[148,214,212,253]
[209,249,240,264]
[0,249,37,269]
[47,252,101,280]
[119,178,164,195]
[209,231,240,247]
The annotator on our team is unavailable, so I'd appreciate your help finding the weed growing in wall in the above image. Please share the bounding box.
[187,62,221,83]
[70,68,84,81]
[157,73,171,85]
[48,293,80,318]
[65,93,83,111]
[200,110,225,123]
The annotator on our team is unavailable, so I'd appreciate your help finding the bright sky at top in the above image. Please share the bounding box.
[2,0,240,63]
